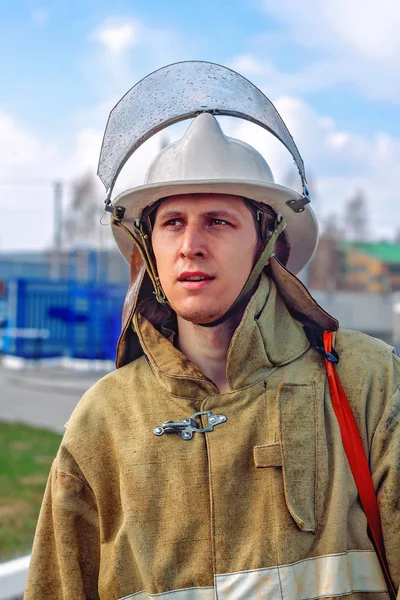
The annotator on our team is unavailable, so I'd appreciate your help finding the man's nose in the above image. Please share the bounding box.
[179,224,207,259]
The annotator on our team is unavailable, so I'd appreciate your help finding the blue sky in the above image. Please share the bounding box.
[0,0,399,249]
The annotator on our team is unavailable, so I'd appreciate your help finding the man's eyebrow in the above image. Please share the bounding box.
[156,210,183,220]
[204,210,240,220]
[156,209,241,221]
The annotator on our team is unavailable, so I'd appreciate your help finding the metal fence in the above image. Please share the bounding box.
[1,278,126,361]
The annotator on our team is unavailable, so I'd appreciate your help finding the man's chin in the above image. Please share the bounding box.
[175,306,226,325]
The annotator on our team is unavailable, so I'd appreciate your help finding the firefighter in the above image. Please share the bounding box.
[25,62,399,600]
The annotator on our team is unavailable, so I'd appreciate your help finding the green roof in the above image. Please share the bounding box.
[340,242,400,264]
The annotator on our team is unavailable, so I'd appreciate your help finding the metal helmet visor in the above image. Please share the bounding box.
[98,60,309,203]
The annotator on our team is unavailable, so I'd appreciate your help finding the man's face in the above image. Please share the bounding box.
[151,193,261,324]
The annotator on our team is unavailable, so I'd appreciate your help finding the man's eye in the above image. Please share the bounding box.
[210,218,229,226]
[164,219,183,227]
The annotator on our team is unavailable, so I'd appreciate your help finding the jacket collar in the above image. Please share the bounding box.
[132,274,310,400]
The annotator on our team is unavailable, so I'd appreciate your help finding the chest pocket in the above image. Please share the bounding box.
[254,383,318,534]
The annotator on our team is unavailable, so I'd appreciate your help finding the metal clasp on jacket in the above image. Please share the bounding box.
[153,410,227,440]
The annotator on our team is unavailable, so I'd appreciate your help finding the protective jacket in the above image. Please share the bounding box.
[24,275,400,600]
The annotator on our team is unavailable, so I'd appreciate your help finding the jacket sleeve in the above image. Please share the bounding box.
[369,352,400,597]
[24,455,100,600]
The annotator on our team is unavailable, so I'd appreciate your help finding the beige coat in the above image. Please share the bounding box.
[25,276,400,599]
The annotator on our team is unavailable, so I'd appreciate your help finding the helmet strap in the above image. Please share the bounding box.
[112,215,168,305]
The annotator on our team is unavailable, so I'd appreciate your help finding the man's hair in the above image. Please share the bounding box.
[243,199,264,243]
[243,198,291,266]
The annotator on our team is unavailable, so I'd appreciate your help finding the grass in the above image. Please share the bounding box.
[0,421,62,562]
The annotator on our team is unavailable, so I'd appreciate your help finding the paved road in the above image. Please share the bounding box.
[0,366,111,433]
[0,366,113,599]
[0,365,114,599]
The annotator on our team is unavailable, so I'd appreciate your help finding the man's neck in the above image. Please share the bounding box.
[176,309,245,393]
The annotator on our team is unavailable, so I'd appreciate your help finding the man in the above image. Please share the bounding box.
[25,63,399,599]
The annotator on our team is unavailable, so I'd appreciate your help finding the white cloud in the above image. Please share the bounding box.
[229,54,348,99]
[92,22,140,55]
[85,17,182,105]
[73,128,104,173]
[0,112,61,250]
[0,113,112,250]
[89,16,179,64]
[230,55,266,76]
[247,0,400,103]
[32,9,47,24]
[320,0,400,61]
[261,0,400,59]
[0,112,58,177]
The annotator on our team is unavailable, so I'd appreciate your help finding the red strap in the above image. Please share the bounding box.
[323,331,396,599]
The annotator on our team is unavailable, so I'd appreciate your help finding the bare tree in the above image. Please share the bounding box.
[63,172,105,249]
[308,213,345,290]
[344,189,369,242]
[394,228,400,245]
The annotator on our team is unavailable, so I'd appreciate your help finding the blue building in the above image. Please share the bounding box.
[0,250,129,361]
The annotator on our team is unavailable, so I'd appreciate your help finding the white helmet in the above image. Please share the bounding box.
[112,112,318,275]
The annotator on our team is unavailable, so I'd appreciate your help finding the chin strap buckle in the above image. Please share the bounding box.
[303,326,339,364]
[153,410,227,440]
[103,195,126,221]
[153,291,168,305]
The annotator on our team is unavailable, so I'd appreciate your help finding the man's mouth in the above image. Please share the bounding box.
[183,276,212,281]
[178,272,214,282]
[177,272,215,289]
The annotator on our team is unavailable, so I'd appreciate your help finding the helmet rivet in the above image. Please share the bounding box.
[114,206,125,220]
